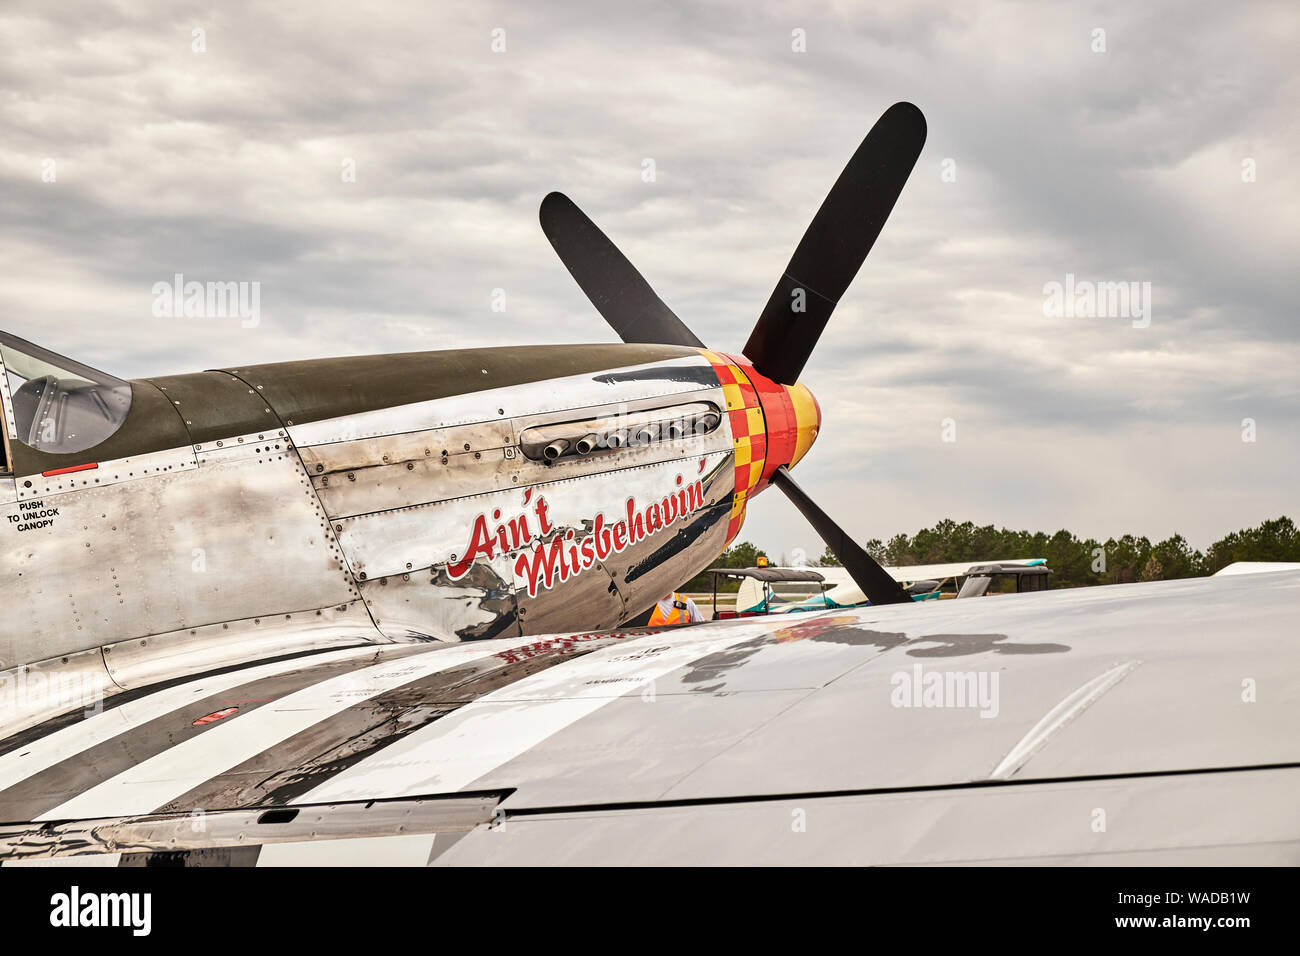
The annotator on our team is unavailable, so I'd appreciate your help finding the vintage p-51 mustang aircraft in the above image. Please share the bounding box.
[0,103,1295,865]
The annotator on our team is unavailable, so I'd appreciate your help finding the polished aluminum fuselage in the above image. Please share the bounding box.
[1,344,755,733]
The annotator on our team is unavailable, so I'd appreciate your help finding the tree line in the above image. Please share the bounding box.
[682,516,1299,592]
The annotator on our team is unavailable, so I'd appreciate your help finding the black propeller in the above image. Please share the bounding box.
[769,466,911,604]
[743,102,927,384]
[540,103,926,606]
[539,192,703,348]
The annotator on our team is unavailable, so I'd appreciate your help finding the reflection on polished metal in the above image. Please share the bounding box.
[0,338,815,729]
[517,400,721,462]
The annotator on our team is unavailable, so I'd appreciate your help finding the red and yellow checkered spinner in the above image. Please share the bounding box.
[699,349,820,545]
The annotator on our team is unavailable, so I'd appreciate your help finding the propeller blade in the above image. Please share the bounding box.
[743,102,927,384]
[539,192,703,348]
[769,465,911,605]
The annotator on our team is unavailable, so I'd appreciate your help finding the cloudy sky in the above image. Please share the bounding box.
[2,0,1296,559]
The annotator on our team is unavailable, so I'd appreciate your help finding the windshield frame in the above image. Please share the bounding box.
[0,330,133,458]
[0,347,15,474]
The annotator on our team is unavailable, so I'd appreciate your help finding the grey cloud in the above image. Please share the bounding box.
[0,0,1295,557]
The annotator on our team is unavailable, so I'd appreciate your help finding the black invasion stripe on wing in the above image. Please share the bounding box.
[0,645,431,823]
[155,632,638,813]
[0,645,387,761]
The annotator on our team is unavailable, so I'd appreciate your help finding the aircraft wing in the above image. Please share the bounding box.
[768,559,1045,610]
[1,569,1297,866]
[885,558,1046,583]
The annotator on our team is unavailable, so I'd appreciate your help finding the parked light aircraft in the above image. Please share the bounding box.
[740,559,1051,613]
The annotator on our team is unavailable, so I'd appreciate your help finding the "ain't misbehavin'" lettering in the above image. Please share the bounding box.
[446,475,706,597]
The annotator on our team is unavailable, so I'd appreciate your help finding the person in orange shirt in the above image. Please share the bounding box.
[649,591,704,626]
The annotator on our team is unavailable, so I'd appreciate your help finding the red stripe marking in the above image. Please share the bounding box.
[41,462,99,477]
[192,706,239,726]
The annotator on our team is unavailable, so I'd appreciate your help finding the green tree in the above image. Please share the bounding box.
[1148,534,1202,579]
[679,516,1295,595]
[1101,534,1151,584]
[1202,517,1300,574]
